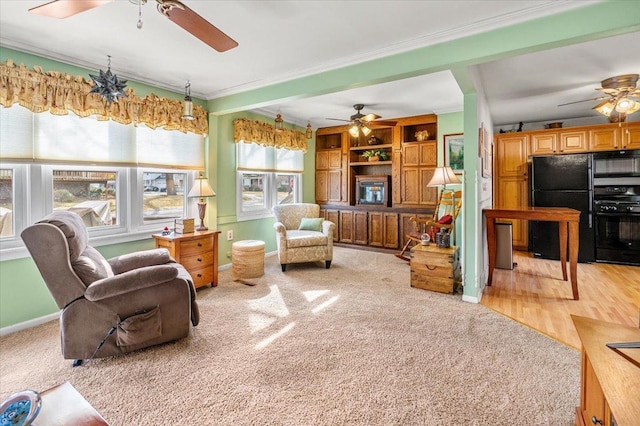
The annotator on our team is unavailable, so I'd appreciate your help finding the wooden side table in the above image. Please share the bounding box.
[409,244,460,294]
[152,230,220,289]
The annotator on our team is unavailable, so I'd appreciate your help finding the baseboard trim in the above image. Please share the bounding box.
[461,294,480,304]
[0,312,58,336]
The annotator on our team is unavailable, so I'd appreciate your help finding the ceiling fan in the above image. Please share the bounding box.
[559,74,640,120]
[28,0,238,52]
[326,104,397,137]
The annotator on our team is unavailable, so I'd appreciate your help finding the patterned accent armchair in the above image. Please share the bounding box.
[272,203,335,272]
[21,211,199,366]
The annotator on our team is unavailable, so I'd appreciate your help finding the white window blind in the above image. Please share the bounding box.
[0,105,34,160]
[137,124,204,170]
[0,105,204,169]
[237,142,302,172]
[276,148,303,172]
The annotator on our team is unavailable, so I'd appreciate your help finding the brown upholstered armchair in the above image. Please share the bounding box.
[21,211,199,366]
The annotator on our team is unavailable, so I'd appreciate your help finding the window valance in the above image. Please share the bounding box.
[233,118,307,152]
[0,59,208,136]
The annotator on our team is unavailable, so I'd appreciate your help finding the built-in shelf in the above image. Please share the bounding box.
[350,144,393,151]
[350,161,392,166]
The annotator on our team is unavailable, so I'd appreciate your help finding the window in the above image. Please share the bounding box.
[0,105,205,259]
[0,168,14,237]
[236,142,303,220]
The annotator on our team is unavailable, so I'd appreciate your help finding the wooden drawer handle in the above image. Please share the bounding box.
[197,243,203,247]
[425,264,437,270]
[197,273,202,278]
[197,258,202,262]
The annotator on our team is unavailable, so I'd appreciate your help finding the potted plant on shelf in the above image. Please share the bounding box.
[362,149,389,162]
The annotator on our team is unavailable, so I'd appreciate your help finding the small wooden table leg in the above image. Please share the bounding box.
[569,220,579,300]
[486,216,496,286]
[558,220,568,281]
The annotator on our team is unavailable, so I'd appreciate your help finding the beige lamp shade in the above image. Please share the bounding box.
[188,176,215,231]
[188,176,216,198]
[427,166,461,187]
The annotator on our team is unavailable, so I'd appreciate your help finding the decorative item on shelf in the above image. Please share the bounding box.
[181,81,195,120]
[415,130,429,141]
[420,233,430,246]
[161,226,171,236]
[0,390,41,426]
[427,166,461,246]
[362,149,389,162]
[174,218,194,234]
[305,121,313,139]
[274,113,284,132]
[435,228,450,248]
[367,135,382,145]
[187,174,216,231]
[546,122,563,129]
[89,55,127,104]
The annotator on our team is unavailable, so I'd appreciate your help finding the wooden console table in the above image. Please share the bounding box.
[484,207,581,300]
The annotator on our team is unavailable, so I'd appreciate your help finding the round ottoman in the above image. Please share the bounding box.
[232,240,265,281]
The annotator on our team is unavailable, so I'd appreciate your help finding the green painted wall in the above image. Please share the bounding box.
[209,110,315,267]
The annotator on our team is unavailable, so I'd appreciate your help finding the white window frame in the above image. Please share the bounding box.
[235,143,303,221]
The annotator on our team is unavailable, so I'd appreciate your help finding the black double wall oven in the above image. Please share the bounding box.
[592,150,640,266]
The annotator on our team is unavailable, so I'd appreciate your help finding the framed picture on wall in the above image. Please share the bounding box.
[479,123,492,178]
[444,133,464,173]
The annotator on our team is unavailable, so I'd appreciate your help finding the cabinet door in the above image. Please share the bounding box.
[328,170,342,202]
[496,134,529,176]
[581,355,606,426]
[383,213,399,249]
[420,142,437,166]
[339,211,353,243]
[316,151,328,169]
[368,212,384,247]
[328,150,342,168]
[589,128,619,151]
[353,211,368,245]
[325,210,340,242]
[401,167,420,204]
[496,177,529,249]
[402,144,420,167]
[621,122,640,149]
[315,170,328,203]
[560,130,587,153]
[420,168,438,206]
[530,133,556,156]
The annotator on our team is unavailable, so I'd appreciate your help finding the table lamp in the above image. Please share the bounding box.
[427,166,461,246]
[188,174,216,231]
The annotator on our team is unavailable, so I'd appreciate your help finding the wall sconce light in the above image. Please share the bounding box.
[182,81,195,121]
[274,113,284,132]
[306,121,313,139]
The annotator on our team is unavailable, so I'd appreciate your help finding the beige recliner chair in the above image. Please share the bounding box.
[21,211,199,366]
[272,203,335,272]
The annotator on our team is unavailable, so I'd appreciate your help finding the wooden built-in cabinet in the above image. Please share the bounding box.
[588,121,640,151]
[530,129,588,155]
[316,114,438,251]
[572,315,640,426]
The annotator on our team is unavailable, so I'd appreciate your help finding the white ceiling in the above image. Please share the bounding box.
[1,0,639,129]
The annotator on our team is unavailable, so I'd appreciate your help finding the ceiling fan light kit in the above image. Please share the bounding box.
[328,104,396,138]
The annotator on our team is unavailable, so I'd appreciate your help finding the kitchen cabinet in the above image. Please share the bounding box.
[493,133,529,249]
[530,129,587,155]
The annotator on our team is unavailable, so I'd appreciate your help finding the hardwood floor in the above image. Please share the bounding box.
[480,251,640,350]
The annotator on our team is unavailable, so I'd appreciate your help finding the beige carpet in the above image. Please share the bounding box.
[0,247,579,425]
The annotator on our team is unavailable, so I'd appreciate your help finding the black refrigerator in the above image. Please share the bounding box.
[531,154,595,262]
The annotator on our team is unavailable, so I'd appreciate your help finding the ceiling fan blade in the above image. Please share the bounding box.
[557,96,607,107]
[157,0,238,52]
[325,118,350,122]
[29,0,113,19]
